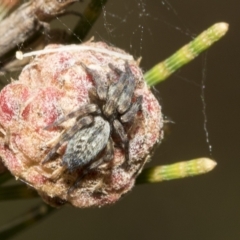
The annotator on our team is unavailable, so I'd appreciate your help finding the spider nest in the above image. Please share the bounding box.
[0,41,163,208]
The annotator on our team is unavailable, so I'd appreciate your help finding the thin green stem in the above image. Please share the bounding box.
[144,22,229,86]
[136,158,217,184]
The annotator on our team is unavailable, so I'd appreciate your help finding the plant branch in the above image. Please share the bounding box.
[144,23,229,86]
[0,203,55,239]
[0,0,76,58]
[71,0,108,42]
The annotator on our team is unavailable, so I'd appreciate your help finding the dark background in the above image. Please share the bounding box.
[0,0,239,239]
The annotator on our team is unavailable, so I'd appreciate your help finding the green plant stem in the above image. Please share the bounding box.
[144,22,229,86]
[136,158,217,184]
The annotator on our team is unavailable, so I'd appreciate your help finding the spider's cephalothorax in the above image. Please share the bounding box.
[43,61,142,183]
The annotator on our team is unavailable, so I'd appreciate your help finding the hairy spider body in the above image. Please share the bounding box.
[63,116,110,171]
[43,61,142,182]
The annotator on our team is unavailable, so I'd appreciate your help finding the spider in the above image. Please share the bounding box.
[42,61,143,186]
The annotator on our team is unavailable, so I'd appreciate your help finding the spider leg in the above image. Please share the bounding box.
[108,63,123,75]
[120,96,143,123]
[117,62,136,114]
[103,68,129,118]
[88,87,98,102]
[107,61,136,115]
[68,139,114,193]
[101,138,114,163]
[45,104,99,130]
[113,119,129,162]
[42,116,93,164]
[80,62,108,101]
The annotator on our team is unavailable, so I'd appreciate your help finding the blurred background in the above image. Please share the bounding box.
[0,0,239,239]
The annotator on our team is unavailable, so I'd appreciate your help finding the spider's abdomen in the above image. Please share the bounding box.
[62,116,110,172]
